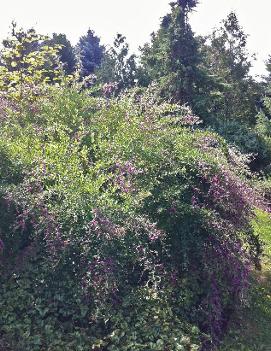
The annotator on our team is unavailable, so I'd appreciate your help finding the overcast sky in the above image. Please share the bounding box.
[0,0,270,77]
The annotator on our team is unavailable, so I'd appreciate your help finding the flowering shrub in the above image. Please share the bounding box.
[0,87,264,350]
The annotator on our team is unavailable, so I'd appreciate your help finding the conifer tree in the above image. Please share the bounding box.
[204,12,260,125]
[46,33,76,75]
[139,0,211,114]
[76,29,104,78]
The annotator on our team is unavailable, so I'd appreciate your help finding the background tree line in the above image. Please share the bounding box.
[1,0,271,176]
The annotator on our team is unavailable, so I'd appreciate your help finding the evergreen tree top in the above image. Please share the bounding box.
[170,0,198,12]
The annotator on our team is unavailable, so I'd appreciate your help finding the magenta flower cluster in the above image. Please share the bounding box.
[181,113,202,126]
[88,208,125,239]
[102,82,118,98]
[113,161,143,193]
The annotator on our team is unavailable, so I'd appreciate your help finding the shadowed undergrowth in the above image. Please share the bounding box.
[220,210,271,351]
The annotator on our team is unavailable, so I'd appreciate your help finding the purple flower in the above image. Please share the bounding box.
[198,135,219,150]
[112,161,143,194]
[102,82,118,98]
[191,194,200,208]
[89,208,125,239]
[0,239,4,253]
[181,114,202,126]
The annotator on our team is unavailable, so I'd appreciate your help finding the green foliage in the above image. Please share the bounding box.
[202,12,260,125]
[0,22,63,100]
[45,33,77,75]
[139,1,209,109]
[91,288,201,351]
[265,55,271,83]
[138,4,261,128]
[96,34,137,91]
[76,29,104,78]
[220,210,271,351]
[0,7,269,350]
[252,81,271,172]
[0,86,262,350]
[212,118,271,172]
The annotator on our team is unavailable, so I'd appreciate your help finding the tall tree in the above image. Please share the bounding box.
[178,0,198,11]
[203,12,260,125]
[46,33,76,75]
[254,60,271,171]
[76,29,104,78]
[257,57,271,125]
[96,34,137,91]
[264,56,271,91]
[139,0,213,116]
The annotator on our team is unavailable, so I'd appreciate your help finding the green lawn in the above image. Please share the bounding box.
[220,210,271,351]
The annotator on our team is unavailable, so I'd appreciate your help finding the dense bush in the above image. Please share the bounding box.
[0,87,263,350]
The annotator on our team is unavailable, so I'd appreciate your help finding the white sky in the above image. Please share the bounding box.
[0,0,270,77]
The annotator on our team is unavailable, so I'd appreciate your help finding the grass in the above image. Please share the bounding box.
[220,210,271,351]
